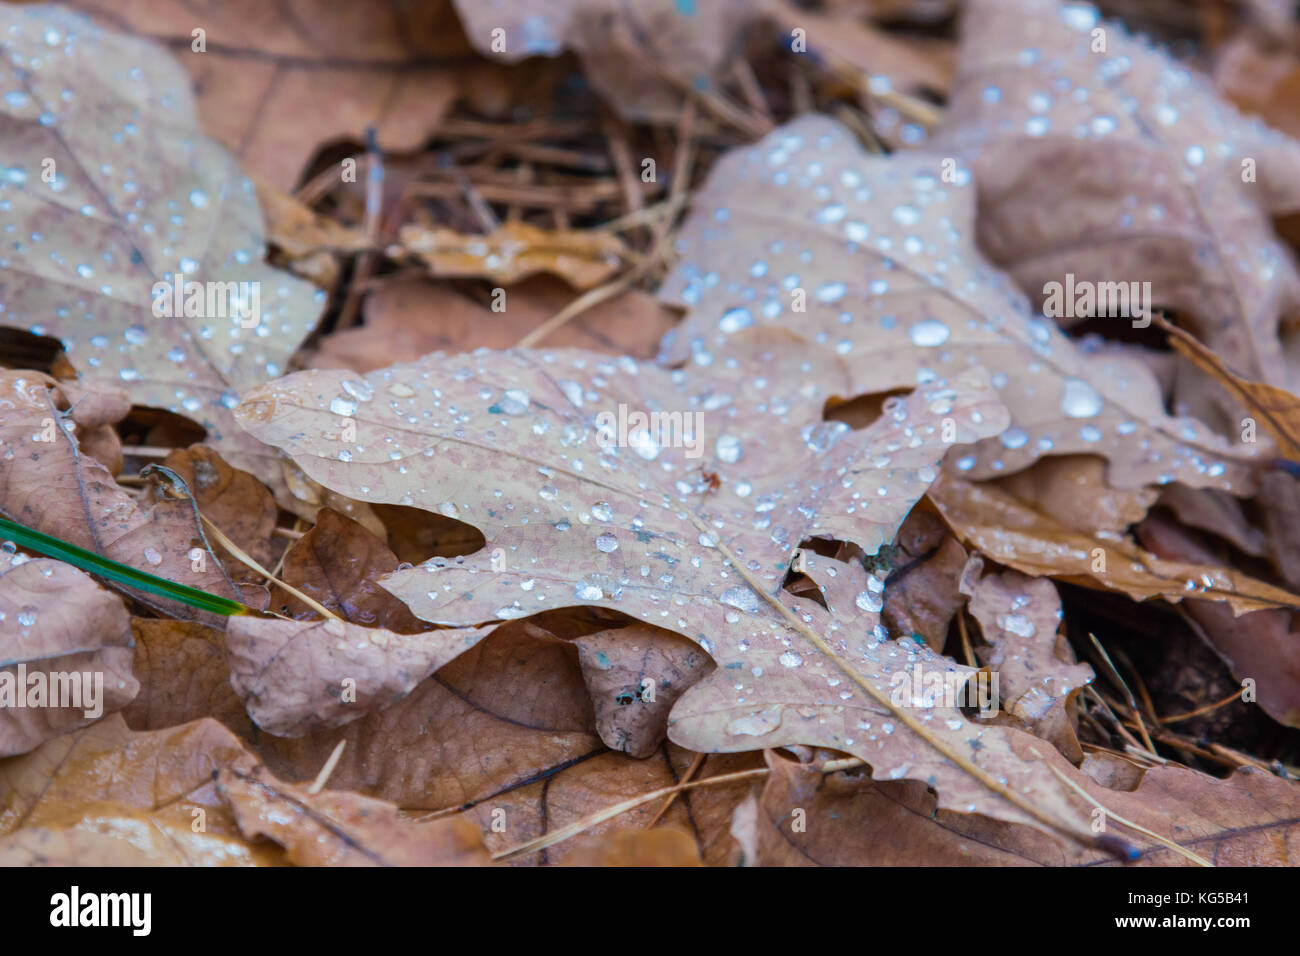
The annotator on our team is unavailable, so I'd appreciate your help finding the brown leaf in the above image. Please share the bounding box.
[751,745,1300,865]
[0,372,244,618]
[269,507,425,632]
[880,508,969,649]
[310,277,680,374]
[215,766,490,866]
[71,0,468,188]
[559,826,703,866]
[929,472,1300,614]
[0,558,137,757]
[933,0,1300,403]
[1136,513,1300,727]
[124,617,253,736]
[0,8,325,492]
[571,623,714,758]
[226,614,489,736]
[661,115,1259,492]
[141,444,279,569]
[967,569,1093,760]
[397,221,628,289]
[451,0,754,125]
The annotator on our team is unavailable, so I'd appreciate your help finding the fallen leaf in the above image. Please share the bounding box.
[660,114,1259,492]
[932,0,1300,400]
[0,557,137,756]
[0,371,245,617]
[397,221,628,289]
[1136,513,1300,727]
[140,444,278,569]
[929,471,1300,614]
[233,333,1144,846]
[451,0,754,124]
[310,276,680,374]
[559,826,703,866]
[69,0,468,188]
[967,569,1093,760]
[226,614,489,736]
[124,617,253,736]
[879,508,969,649]
[268,507,425,632]
[0,6,325,491]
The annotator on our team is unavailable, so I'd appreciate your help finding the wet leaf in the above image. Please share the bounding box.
[0,557,137,756]
[661,115,1259,492]
[0,6,325,491]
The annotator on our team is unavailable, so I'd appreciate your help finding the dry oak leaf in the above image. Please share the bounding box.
[451,0,754,125]
[310,276,680,374]
[659,115,1259,493]
[0,557,137,757]
[931,0,1300,397]
[140,443,278,569]
[0,371,244,618]
[268,506,425,632]
[226,614,489,737]
[69,0,470,189]
[397,221,628,290]
[750,745,1300,866]
[1136,513,1300,728]
[0,714,490,865]
[124,617,253,737]
[559,826,703,866]
[234,336,1135,845]
[214,765,490,866]
[928,472,1300,615]
[966,569,1093,761]
[0,713,279,865]
[0,6,326,493]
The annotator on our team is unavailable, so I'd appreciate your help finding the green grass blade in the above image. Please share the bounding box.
[0,515,254,617]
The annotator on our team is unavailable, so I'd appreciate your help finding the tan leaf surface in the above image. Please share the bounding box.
[268,507,425,632]
[660,115,1258,492]
[0,557,137,756]
[0,6,325,491]
[559,826,703,866]
[751,746,1300,866]
[967,569,1093,760]
[140,443,278,569]
[71,0,468,188]
[932,0,1300,400]
[397,221,628,290]
[233,333,1152,844]
[226,614,489,737]
[451,0,753,124]
[309,277,680,374]
[124,617,252,736]
[0,371,244,617]
[929,472,1300,614]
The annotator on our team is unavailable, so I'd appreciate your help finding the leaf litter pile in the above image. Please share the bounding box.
[1,0,1299,868]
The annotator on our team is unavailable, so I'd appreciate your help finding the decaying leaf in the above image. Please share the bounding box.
[234,330,1156,845]
[397,221,628,289]
[933,0,1300,407]
[929,472,1300,614]
[0,371,244,617]
[124,617,253,736]
[1136,513,1300,727]
[660,115,1260,492]
[226,614,488,736]
[68,0,469,188]
[310,277,680,374]
[451,0,755,124]
[750,746,1300,865]
[0,557,137,756]
[0,6,325,491]
[966,569,1093,760]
